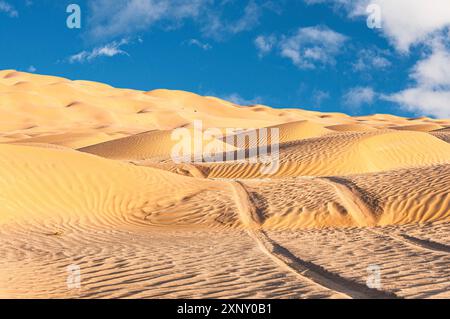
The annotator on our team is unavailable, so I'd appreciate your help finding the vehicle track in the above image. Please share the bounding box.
[371,231,450,254]
[316,177,450,255]
[313,177,377,227]
[229,180,398,299]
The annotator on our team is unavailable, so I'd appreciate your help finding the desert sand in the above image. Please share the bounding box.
[0,70,449,299]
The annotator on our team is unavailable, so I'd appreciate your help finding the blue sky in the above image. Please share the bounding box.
[0,0,449,118]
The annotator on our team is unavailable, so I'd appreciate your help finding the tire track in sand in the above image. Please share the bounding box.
[316,177,450,255]
[373,232,450,255]
[229,180,398,299]
[314,177,377,227]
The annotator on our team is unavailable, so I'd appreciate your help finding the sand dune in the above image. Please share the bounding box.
[431,132,450,143]
[2,142,447,231]
[8,131,125,149]
[0,70,311,139]
[241,164,450,229]
[79,129,184,161]
[0,143,241,230]
[0,71,449,299]
[226,120,333,147]
[391,123,444,132]
[326,123,376,132]
[1,70,448,147]
[203,130,450,179]
[79,128,236,162]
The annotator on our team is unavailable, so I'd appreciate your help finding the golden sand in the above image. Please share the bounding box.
[0,70,448,299]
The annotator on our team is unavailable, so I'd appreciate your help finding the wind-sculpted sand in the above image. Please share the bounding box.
[0,71,449,299]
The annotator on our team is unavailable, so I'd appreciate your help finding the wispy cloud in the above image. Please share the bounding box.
[280,26,347,68]
[0,1,18,17]
[255,26,347,69]
[68,39,130,63]
[221,93,264,106]
[312,89,330,106]
[87,0,195,41]
[254,35,276,57]
[186,39,212,51]
[86,0,264,42]
[352,48,391,72]
[343,86,376,108]
[202,1,262,39]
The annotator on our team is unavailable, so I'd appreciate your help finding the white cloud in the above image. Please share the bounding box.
[343,86,376,108]
[227,1,261,34]
[0,1,18,17]
[27,66,37,73]
[411,45,450,89]
[386,88,450,119]
[281,26,347,68]
[200,1,262,39]
[305,0,450,52]
[384,44,450,118]
[258,26,347,69]
[254,35,276,57]
[368,0,450,52]
[68,39,130,63]
[187,39,212,50]
[352,48,391,72]
[306,1,450,117]
[312,89,330,106]
[87,0,263,42]
[222,93,264,106]
[87,0,204,40]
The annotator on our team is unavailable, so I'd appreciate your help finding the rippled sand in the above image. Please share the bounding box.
[0,70,449,299]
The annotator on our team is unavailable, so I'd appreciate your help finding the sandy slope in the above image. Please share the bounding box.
[0,70,449,299]
[431,132,450,143]
[202,130,450,178]
[79,128,236,162]
[240,164,450,229]
[0,144,240,230]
